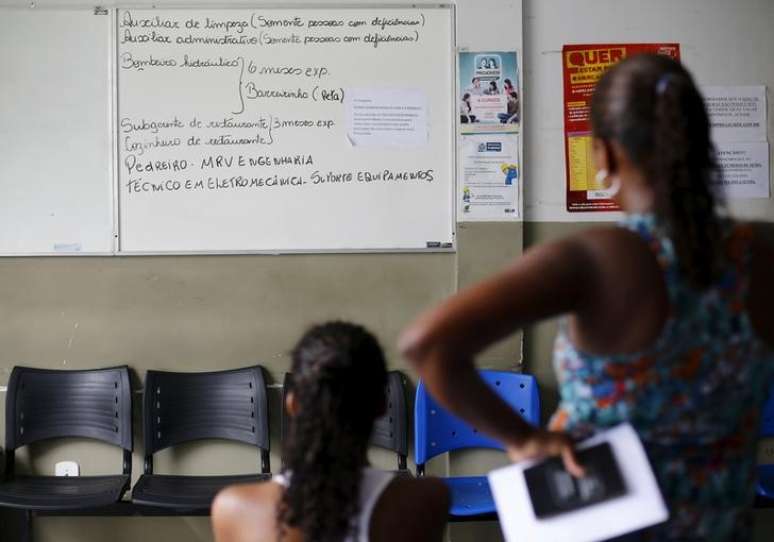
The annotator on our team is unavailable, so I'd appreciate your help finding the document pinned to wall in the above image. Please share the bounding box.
[344,88,429,147]
[562,43,681,212]
[715,140,770,199]
[459,133,520,221]
[458,51,521,134]
[704,86,767,141]
[489,423,668,542]
[703,85,769,199]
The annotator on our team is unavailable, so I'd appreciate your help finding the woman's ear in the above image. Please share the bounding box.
[286,391,299,417]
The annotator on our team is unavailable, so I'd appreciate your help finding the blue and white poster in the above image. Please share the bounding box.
[459,51,520,134]
[460,133,520,221]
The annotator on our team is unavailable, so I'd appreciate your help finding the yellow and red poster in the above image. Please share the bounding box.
[563,43,680,212]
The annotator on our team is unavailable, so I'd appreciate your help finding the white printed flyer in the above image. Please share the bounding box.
[715,141,770,199]
[703,85,770,199]
[460,134,520,221]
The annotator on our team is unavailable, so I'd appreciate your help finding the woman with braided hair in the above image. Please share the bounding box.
[212,321,449,542]
[400,54,774,540]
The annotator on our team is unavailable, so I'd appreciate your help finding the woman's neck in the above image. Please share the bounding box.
[617,170,656,214]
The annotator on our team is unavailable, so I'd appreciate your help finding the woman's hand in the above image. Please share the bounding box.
[506,428,585,477]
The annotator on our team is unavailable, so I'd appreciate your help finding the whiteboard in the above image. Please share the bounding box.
[0,8,114,254]
[116,6,455,253]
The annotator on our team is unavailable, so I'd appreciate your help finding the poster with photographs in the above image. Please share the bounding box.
[459,51,520,134]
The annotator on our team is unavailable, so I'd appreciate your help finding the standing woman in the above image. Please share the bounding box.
[400,54,774,540]
[212,322,449,542]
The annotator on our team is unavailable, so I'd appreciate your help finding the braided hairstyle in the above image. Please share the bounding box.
[591,54,723,288]
[279,321,387,542]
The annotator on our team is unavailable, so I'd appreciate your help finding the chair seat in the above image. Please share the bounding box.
[757,464,774,499]
[0,475,129,511]
[444,475,495,517]
[132,474,270,510]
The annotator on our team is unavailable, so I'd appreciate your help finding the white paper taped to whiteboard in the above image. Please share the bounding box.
[345,88,429,148]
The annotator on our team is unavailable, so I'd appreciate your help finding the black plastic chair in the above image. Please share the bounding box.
[282,371,409,473]
[132,366,271,511]
[0,366,133,511]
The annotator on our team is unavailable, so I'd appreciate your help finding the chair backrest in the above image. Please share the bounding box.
[761,385,774,438]
[5,366,133,452]
[143,366,269,457]
[282,370,409,468]
[281,372,293,449]
[414,370,540,465]
[370,371,409,468]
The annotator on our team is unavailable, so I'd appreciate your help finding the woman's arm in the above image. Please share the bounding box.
[400,237,597,474]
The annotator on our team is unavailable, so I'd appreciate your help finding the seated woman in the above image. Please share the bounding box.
[212,321,449,542]
[460,92,472,124]
[400,54,774,540]
[498,91,520,124]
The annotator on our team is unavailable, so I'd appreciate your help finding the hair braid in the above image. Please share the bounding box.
[591,54,723,288]
[652,73,722,286]
[278,322,387,542]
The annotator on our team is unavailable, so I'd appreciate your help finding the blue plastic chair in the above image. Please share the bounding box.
[414,370,540,518]
[756,386,774,499]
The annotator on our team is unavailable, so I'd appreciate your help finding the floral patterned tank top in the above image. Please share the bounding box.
[549,213,774,541]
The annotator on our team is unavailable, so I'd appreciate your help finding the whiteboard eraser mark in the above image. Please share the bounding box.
[54,243,82,252]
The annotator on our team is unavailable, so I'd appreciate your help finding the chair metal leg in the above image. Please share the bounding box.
[21,510,33,542]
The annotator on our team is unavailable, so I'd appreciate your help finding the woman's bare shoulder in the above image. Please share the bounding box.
[212,481,289,542]
[370,476,449,542]
[534,224,660,283]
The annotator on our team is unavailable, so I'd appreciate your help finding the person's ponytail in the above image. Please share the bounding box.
[651,73,722,288]
[278,322,387,542]
[279,374,368,542]
[591,55,724,289]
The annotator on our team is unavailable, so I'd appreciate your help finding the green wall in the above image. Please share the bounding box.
[0,223,523,542]
[3,225,774,542]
